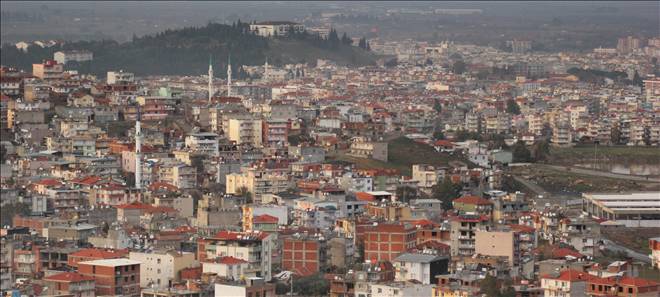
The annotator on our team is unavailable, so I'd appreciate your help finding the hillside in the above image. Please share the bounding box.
[0,22,377,76]
[330,137,474,176]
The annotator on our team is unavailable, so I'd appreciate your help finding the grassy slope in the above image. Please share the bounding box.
[549,145,660,164]
[267,39,376,66]
[331,137,472,176]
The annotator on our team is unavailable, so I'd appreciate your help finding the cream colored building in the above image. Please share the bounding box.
[475,230,518,267]
[129,250,198,288]
[226,168,290,197]
[348,141,388,162]
[411,164,446,191]
[227,118,263,147]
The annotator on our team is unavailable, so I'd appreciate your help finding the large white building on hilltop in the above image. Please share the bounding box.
[54,50,93,64]
[249,21,305,37]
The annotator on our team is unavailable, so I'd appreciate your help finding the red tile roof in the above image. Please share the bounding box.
[216,256,248,265]
[33,178,62,187]
[453,196,493,205]
[552,247,585,259]
[44,272,94,282]
[69,248,128,260]
[253,214,279,224]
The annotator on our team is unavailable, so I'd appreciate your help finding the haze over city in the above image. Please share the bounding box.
[0,1,659,297]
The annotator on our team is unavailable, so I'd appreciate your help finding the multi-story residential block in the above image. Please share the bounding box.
[198,231,273,281]
[449,214,491,257]
[32,60,64,80]
[412,164,446,192]
[53,50,93,64]
[78,258,141,297]
[282,235,327,276]
[129,250,198,288]
[541,269,597,297]
[185,132,220,157]
[363,223,417,262]
[392,253,449,285]
[226,167,290,197]
[227,118,263,147]
[43,272,95,297]
[651,237,660,269]
[249,21,305,37]
[348,141,388,162]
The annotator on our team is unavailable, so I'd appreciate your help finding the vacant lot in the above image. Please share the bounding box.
[548,145,660,165]
[602,227,659,255]
[509,165,660,194]
[330,137,472,176]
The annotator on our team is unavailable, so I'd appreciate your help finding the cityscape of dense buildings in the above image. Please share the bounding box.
[0,1,659,297]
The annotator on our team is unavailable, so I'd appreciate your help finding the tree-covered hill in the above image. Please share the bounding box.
[1,22,376,76]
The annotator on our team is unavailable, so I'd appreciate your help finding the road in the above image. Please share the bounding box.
[513,175,551,198]
[542,165,660,183]
[602,239,651,264]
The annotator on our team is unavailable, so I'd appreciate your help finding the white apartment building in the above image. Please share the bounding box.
[185,132,220,156]
[129,250,198,289]
[107,70,135,84]
[249,21,305,37]
[53,50,93,64]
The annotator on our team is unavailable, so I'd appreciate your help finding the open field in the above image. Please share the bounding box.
[602,227,659,255]
[548,145,660,165]
[329,137,472,176]
[509,165,660,194]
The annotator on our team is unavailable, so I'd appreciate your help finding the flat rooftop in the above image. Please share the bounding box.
[78,258,140,267]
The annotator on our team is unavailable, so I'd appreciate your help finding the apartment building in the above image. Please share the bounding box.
[348,141,388,162]
[282,235,327,276]
[129,250,198,288]
[227,118,263,147]
[78,258,141,297]
[226,167,290,197]
[249,21,305,37]
[412,164,446,192]
[32,60,64,80]
[541,270,597,297]
[43,272,95,297]
[198,231,273,281]
[449,214,491,257]
[363,223,417,262]
[185,132,220,157]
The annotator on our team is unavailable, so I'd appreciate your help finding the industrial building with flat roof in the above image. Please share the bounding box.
[582,192,660,227]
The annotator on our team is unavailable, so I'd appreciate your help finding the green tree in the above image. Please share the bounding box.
[530,140,550,162]
[396,185,418,203]
[384,58,398,68]
[506,99,521,115]
[452,60,466,75]
[512,141,532,162]
[431,177,462,210]
[293,273,330,296]
[480,274,500,297]
[611,125,622,145]
[237,186,253,204]
[632,70,643,87]
[433,130,445,140]
[1,202,31,226]
[433,99,442,113]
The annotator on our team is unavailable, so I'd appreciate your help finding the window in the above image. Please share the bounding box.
[157,269,161,274]
[131,275,135,281]
[628,288,633,294]
[157,259,161,264]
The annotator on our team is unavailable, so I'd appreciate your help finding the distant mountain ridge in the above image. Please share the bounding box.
[1,21,376,76]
